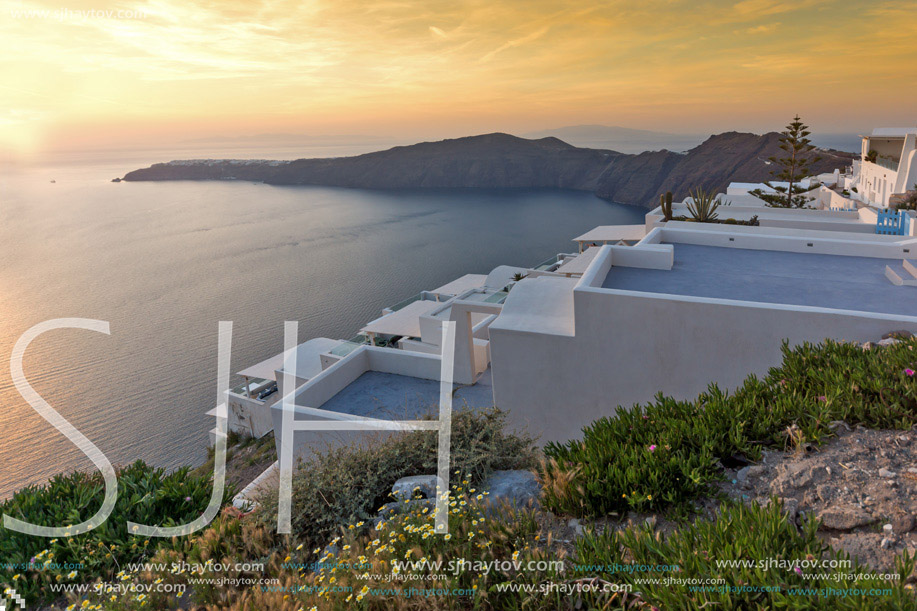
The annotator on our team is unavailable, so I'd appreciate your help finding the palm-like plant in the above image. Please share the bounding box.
[686,187,728,222]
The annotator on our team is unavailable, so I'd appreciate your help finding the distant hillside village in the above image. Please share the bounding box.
[218,124,917,510]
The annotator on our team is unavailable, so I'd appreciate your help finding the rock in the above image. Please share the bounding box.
[829,421,852,433]
[568,518,584,536]
[892,514,915,535]
[736,466,751,484]
[645,516,657,529]
[878,338,900,347]
[883,523,894,533]
[769,463,828,496]
[882,330,914,340]
[879,468,896,479]
[392,475,438,500]
[862,342,875,350]
[817,505,873,531]
[816,485,839,503]
[881,537,894,549]
[481,470,542,511]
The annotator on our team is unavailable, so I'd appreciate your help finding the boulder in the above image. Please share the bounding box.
[391,475,438,500]
[481,470,541,511]
[882,330,914,340]
[817,505,873,531]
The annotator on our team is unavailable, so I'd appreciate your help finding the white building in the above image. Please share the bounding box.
[219,128,917,490]
[852,127,917,208]
[490,222,917,443]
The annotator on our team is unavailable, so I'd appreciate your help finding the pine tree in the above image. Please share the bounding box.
[751,115,822,208]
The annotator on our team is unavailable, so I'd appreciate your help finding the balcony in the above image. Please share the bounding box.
[870,156,900,171]
[534,254,561,271]
[329,335,369,357]
[229,377,276,401]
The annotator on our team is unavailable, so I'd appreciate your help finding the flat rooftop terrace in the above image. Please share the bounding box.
[601,244,916,316]
[315,369,495,420]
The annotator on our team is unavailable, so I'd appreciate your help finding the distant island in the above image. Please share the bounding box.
[121,132,854,208]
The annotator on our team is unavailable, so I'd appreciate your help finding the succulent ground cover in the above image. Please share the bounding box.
[6,337,917,609]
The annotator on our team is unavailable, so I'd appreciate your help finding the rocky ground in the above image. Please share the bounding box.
[523,425,917,579]
[392,428,917,577]
[723,426,917,572]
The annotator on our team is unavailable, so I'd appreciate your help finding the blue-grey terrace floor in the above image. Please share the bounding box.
[601,244,917,317]
[315,368,495,420]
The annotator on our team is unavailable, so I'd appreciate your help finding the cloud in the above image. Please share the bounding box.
[1,0,916,153]
[479,25,550,63]
[743,22,781,34]
[732,0,820,16]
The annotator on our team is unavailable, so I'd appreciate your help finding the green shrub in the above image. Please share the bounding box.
[543,338,917,517]
[573,500,917,609]
[254,408,537,552]
[279,480,560,610]
[0,461,229,604]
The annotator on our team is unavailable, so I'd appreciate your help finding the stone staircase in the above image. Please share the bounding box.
[885,259,917,286]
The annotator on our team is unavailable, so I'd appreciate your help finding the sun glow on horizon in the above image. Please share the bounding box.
[1,0,915,157]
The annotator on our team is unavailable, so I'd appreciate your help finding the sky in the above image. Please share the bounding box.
[1,0,916,158]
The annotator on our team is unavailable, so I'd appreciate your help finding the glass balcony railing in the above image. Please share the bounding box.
[387,292,423,312]
[533,255,560,271]
[230,377,272,399]
[871,156,899,171]
[329,335,368,357]
[483,291,509,304]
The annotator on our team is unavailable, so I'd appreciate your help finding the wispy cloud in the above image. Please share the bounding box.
[742,22,781,34]
[1,0,915,154]
[479,25,550,62]
[732,0,823,17]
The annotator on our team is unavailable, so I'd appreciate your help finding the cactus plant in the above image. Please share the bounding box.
[660,191,674,221]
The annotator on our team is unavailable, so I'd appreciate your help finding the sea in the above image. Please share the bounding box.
[0,142,647,499]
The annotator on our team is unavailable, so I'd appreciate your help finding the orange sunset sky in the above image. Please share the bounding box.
[1,0,915,158]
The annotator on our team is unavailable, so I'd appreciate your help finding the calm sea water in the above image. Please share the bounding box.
[0,147,645,499]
